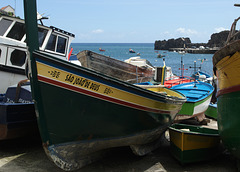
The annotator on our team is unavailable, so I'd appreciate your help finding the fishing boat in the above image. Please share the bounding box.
[212,16,240,160]
[0,14,75,94]
[0,80,38,139]
[171,81,214,121]
[99,48,105,51]
[164,57,195,88]
[169,123,220,164]
[23,2,187,170]
[129,48,135,53]
[124,56,155,70]
[77,50,155,84]
[192,71,213,84]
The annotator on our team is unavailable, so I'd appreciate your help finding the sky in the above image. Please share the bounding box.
[1,0,240,43]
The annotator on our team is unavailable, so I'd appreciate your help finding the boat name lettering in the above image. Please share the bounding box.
[104,88,113,94]
[65,75,101,91]
[48,70,60,78]
[65,74,75,82]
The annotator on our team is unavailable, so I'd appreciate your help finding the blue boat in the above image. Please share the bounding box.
[171,81,214,121]
[0,80,38,140]
[192,71,213,84]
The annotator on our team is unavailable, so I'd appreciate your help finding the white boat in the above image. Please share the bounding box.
[0,14,75,93]
[124,56,155,70]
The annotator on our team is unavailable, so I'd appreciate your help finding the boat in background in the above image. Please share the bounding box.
[77,50,155,84]
[212,16,240,160]
[192,71,213,84]
[129,48,135,53]
[0,14,75,93]
[169,123,220,164]
[124,56,155,70]
[99,48,105,52]
[171,81,214,122]
[0,80,37,140]
[164,57,195,88]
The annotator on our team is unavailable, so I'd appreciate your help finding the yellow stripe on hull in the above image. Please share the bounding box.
[37,62,182,112]
[169,129,219,151]
[216,51,240,90]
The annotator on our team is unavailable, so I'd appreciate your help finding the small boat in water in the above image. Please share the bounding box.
[169,123,220,164]
[23,3,187,170]
[99,48,105,51]
[171,81,214,121]
[212,16,240,160]
[129,48,136,53]
[77,50,155,84]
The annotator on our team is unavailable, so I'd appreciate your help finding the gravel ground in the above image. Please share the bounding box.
[0,132,237,172]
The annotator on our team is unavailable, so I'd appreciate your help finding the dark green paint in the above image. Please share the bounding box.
[218,91,240,159]
[170,142,220,164]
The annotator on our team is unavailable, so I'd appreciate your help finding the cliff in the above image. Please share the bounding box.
[154,31,234,50]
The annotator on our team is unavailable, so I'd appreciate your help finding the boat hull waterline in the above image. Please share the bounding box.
[30,51,186,171]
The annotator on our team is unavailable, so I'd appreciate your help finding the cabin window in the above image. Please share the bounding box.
[46,34,57,51]
[0,18,13,36]
[56,36,67,54]
[38,28,48,47]
[7,22,25,41]
[10,50,26,67]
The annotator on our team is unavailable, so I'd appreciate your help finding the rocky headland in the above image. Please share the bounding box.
[154,31,231,51]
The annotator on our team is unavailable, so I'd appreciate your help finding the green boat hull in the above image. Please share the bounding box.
[29,51,186,171]
[218,91,240,159]
[22,1,186,170]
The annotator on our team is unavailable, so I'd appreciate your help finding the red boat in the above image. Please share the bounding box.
[99,48,105,51]
[164,76,194,88]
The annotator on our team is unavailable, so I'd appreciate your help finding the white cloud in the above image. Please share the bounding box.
[92,29,104,34]
[214,27,227,32]
[176,27,198,35]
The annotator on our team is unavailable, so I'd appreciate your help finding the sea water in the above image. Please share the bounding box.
[71,43,213,77]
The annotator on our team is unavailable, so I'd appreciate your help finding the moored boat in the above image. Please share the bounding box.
[77,50,155,84]
[212,16,240,160]
[99,48,105,51]
[129,48,135,53]
[171,81,214,121]
[23,2,187,170]
[169,123,220,164]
